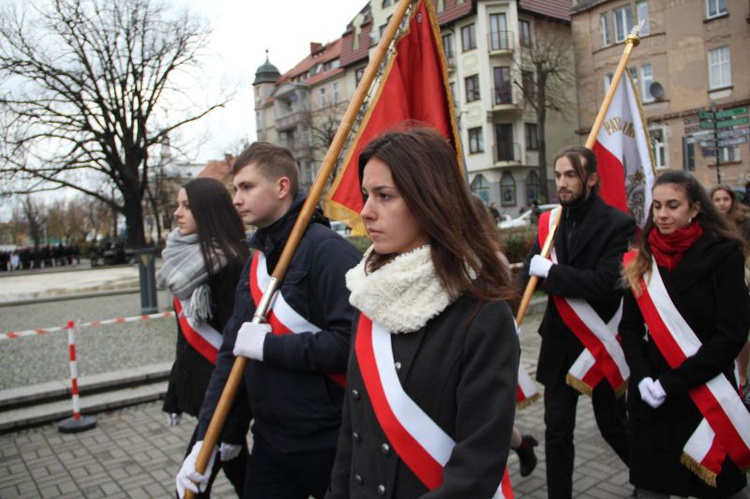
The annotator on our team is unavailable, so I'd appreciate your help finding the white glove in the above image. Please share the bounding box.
[529,255,553,278]
[175,440,217,498]
[219,442,242,461]
[648,379,667,408]
[638,377,665,409]
[167,413,181,427]
[233,322,272,361]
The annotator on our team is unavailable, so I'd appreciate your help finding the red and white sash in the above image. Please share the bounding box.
[355,313,514,497]
[628,252,750,486]
[538,209,630,396]
[174,298,222,364]
[515,320,539,408]
[250,251,346,386]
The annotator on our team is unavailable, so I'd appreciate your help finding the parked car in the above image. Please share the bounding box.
[498,204,558,229]
[330,221,351,237]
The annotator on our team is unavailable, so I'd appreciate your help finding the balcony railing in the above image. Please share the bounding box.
[488,31,515,52]
[493,142,522,164]
[275,109,311,131]
[490,85,523,109]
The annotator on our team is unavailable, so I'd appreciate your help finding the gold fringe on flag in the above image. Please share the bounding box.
[680,452,718,488]
[566,374,593,396]
[516,392,540,410]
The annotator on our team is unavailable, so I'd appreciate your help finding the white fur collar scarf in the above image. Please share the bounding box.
[346,245,456,334]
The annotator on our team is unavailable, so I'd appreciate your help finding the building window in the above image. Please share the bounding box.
[706,0,727,18]
[332,82,340,104]
[468,127,484,154]
[526,171,541,203]
[641,64,654,102]
[603,72,614,95]
[436,0,445,12]
[442,32,454,59]
[601,13,612,47]
[519,20,531,47]
[319,87,327,108]
[501,172,516,207]
[382,0,393,6]
[461,24,476,52]
[450,82,457,103]
[614,5,634,43]
[495,123,514,162]
[718,145,739,163]
[489,14,508,51]
[637,1,650,36]
[493,66,512,104]
[708,46,731,89]
[465,75,480,102]
[471,174,490,203]
[355,67,365,87]
[525,123,539,150]
[649,127,667,168]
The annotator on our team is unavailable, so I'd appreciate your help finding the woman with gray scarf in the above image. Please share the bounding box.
[157,177,249,498]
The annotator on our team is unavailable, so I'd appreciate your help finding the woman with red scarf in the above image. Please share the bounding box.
[620,170,750,498]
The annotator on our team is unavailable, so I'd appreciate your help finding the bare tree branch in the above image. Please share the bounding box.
[0,0,229,247]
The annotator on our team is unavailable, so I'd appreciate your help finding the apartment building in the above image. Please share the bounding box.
[571,0,750,188]
[253,0,577,212]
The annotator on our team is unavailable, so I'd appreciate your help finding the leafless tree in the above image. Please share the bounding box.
[514,24,575,202]
[311,101,348,186]
[20,196,46,246]
[0,0,228,248]
[46,197,89,244]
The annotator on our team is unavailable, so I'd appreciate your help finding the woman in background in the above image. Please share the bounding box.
[157,177,250,497]
[620,171,750,498]
[710,185,750,405]
[327,127,520,498]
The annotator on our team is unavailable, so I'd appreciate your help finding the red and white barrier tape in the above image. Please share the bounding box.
[1,310,175,341]
[2,263,526,342]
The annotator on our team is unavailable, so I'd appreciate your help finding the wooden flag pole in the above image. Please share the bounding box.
[515,31,641,326]
[185,1,417,496]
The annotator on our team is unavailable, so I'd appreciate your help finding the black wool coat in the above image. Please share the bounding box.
[620,232,749,498]
[163,261,244,418]
[326,296,520,499]
[521,194,636,388]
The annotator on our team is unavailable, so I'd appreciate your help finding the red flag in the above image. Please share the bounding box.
[592,73,655,228]
[324,0,462,232]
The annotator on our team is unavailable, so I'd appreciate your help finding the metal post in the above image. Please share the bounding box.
[713,102,722,184]
[136,248,158,314]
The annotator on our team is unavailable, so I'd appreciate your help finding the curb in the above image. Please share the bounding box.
[0,362,172,433]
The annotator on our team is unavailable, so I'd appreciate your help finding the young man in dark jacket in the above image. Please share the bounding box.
[176,142,361,498]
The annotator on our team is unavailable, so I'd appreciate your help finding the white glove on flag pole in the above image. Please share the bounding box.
[592,71,655,228]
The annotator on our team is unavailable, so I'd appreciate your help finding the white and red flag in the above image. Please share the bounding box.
[592,73,655,228]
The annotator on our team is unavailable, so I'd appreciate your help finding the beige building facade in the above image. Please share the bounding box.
[252,0,578,214]
[571,0,750,189]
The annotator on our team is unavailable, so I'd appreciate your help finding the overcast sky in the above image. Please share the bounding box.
[176,0,369,163]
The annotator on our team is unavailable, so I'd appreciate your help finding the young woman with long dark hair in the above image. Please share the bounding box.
[326,127,520,498]
[157,177,250,497]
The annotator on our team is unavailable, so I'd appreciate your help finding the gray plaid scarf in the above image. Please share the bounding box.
[156,229,226,324]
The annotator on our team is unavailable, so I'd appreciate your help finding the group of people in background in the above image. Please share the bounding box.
[155,124,750,499]
[0,244,81,271]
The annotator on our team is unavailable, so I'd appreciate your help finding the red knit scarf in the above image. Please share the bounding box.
[647,222,703,272]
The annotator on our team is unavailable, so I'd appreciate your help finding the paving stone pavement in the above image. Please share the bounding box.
[0,266,747,498]
[0,309,635,499]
